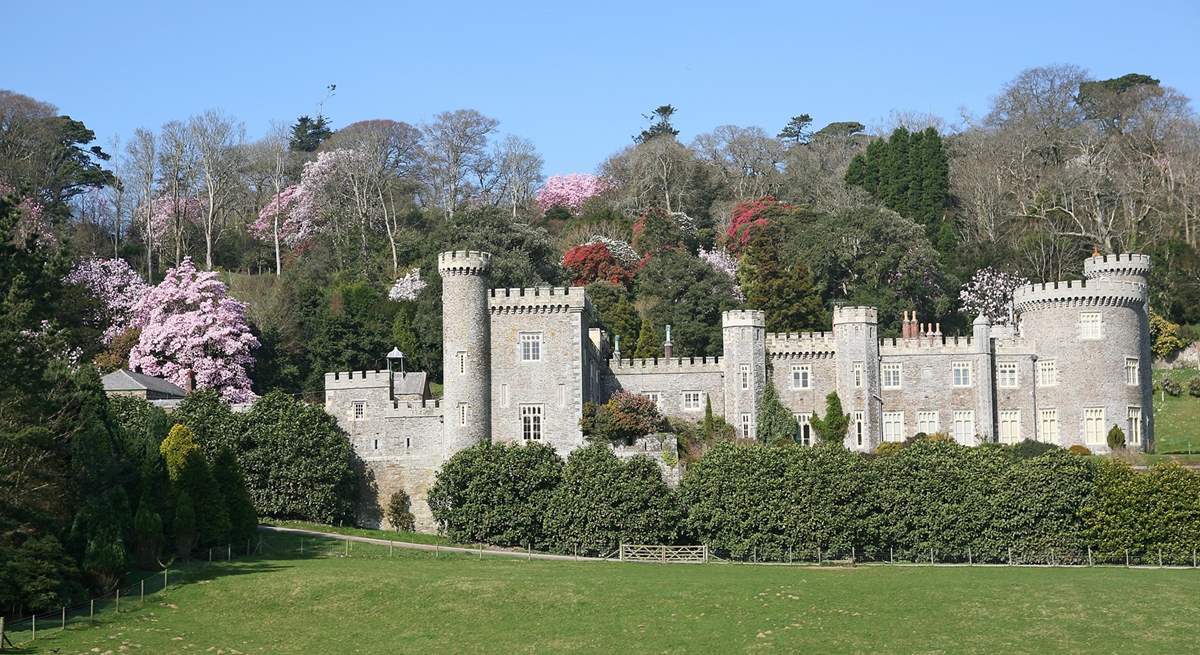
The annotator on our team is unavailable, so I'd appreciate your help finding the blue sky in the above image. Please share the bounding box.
[4,0,1198,175]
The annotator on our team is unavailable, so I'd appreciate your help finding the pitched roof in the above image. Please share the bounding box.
[393,371,428,397]
[102,369,187,398]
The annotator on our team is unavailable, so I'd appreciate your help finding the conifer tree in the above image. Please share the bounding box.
[633,317,662,358]
[756,380,797,446]
[738,222,824,331]
[809,392,850,447]
[173,490,197,558]
[160,424,230,547]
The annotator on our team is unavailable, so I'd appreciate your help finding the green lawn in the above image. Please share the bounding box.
[16,532,1200,655]
[1153,368,1200,455]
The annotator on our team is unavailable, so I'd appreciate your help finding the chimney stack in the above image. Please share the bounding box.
[184,369,196,394]
[663,324,673,359]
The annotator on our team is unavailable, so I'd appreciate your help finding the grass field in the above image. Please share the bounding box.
[1152,367,1200,456]
[15,532,1200,655]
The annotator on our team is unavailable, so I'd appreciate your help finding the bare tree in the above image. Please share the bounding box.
[124,128,157,278]
[158,121,198,266]
[189,110,244,269]
[493,135,543,218]
[421,109,498,216]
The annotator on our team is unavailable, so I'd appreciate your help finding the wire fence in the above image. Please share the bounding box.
[709,543,1200,568]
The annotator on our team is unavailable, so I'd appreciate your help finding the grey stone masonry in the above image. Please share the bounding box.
[325,250,1155,532]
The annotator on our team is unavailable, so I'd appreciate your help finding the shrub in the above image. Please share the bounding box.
[756,380,797,445]
[160,424,230,547]
[386,490,416,532]
[1150,312,1186,357]
[581,391,666,444]
[809,392,850,446]
[1008,439,1060,460]
[987,451,1095,559]
[428,442,563,548]
[1189,377,1200,398]
[1162,377,1182,396]
[211,448,258,544]
[543,445,681,556]
[874,442,905,457]
[1068,445,1092,456]
[1107,425,1126,450]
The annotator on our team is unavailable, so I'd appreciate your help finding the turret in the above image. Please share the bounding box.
[972,314,995,443]
[438,250,493,455]
[833,306,879,451]
[722,310,766,440]
[1083,252,1151,286]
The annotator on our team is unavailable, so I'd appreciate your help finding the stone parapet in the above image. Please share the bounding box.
[879,336,976,355]
[721,309,765,328]
[437,250,492,276]
[766,331,836,354]
[832,305,878,325]
[607,356,723,373]
[1012,279,1148,313]
[488,286,588,313]
[1084,253,1151,280]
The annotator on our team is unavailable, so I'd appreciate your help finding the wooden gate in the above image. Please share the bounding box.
[619,543,708,563]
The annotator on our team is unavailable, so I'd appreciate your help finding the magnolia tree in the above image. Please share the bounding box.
[388,267,428,301]
[536,174,610,213]
[128,257,259,402]
[64,258,150,343]
[698,247,744,301]
[250,183,319,249]
[958,267,1029,325]
[147,195,204,255]
[0,181,52,247]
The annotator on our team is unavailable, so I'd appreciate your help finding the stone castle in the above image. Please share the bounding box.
[326,250,1154,531]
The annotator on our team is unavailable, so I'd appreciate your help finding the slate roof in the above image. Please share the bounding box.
[393,371,429,397]
[101,369,187,398]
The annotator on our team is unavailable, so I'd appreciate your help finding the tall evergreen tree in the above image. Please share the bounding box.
[738,222,824,331]
[633,318,662,359]
[809,392,850,447]
[756,380,797,446]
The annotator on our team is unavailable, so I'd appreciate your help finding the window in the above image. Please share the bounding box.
[1125,358,1139,386]
[1037,360,1058,387]
[559,383,566,407]
[1080,312,1103,339]
[796,413,813,446]
[458,403,468,426]
[456,351,466,375]
[882,412,904,443]
[405,437,411,449]
[852,361,863,388]
[853,411,865,446]
[997,362,1019,388]
[952,361,972,387]
[682,391,703,411]
[352,401,365,421]
[642,392,661,409]
[1083,407,1105,445]
[373,439,378,450]
[740,364,750,390]
[953,410,975,443]
[882,363,902,389]
[916,411,939,435]
[1039,409,1059,442]
[740,413,752,439]
[1127,407,1142,448]
[791,364,812,390]
[999,410,1021,444]
[519,332,542,361]
[501,383,510,408]
[520,404,543,440]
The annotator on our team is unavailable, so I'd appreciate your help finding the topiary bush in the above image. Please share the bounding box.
[1162,377,1182,397]
[386,489,415,532]
[1107,425,1126,450]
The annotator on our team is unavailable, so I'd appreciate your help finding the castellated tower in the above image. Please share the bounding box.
[833,306,880,451]
[1013,253,1152,451]
[438,250,493,455]
[722,310,766,439]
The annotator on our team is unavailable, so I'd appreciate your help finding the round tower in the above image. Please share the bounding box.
[437,250,493,455]
[721,310,766,440]
[832,306,880,451]
[1013,253,1151,451]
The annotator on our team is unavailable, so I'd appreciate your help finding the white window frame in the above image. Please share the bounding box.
[999,410,1021,444]
[1125,358,1139,386]
[790,364,812,390]
[740,413,752,439]
[520,404,543,440]
[796,413,813,446]
[458,402,468,426]
[952,361,972,387]
[882,363,902,389]
[682,391,703,411]
[1127,406,1142,448]
[1083,407,1106,445]
[456,351,466,375]
[642,391,661,409]
[739,364,750,390]
[1039,408,1059,443]
[853,411,865,446]
[916,410,939,435]
[997,362,1019,389]
[351,400,366,421]
[952,410,975,443]
[852,361,863,388]
[882,411,904,443]
[501,383,510,408]
[1079,311,1103,340]
[519,332,543,362]
[1037,359,1058,387]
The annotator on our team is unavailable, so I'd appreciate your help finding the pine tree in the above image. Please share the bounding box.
[738,222,824,331]
[756,380,798,446]
[160,424,230,547]
[633,318,662,358]
[809,392,850,447]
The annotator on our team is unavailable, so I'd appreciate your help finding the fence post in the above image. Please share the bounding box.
[228,544,232,560]
[436,543,441,559]
[345,539,349,557]
[704,545,709,564]
[390,541,394,557]
[1126,549,1130,567]
[661,544,666,564]
[1159,549,1163,568]
[620,542,625,562]
[930,547,934,565]
[889,546,894,564]
[90,599,94,623]
[1087,545,1093,567]
[968,548,972,566]
[527,543,531,561]
[141,579,145,603]
[31,614,35,641]
[163,568,168,590]
[116,588,120,613]
[1193,548,1196,568]
[1008,546,1012,566]
[61,606,65,631]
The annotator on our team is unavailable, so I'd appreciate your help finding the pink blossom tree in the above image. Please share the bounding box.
[64,258,150,343]
[388,267,428,301]
[146,195,204,264]
[128,257,259,402]
[958,267,1029,325]
[250,183,320,262]
[536,174,611,214]
[0,181,53,247]
[698,247,744,301]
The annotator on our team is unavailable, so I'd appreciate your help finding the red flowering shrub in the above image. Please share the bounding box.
[580,391,667,444]
[726,196,793,254]
[562,242,632,286]
[632,208,685,255]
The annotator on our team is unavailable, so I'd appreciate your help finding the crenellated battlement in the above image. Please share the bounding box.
[1084,252,1151,280]
[1012,278,1148,313]
[607,355,723,374]
[832,305,878,325]
[325,369,390,390]
[880,335,976,355]
[766,331,836,355]
[488,286,588,313]
[722,309,765,328]
[383,398,442,417]
[437,250,492,276]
